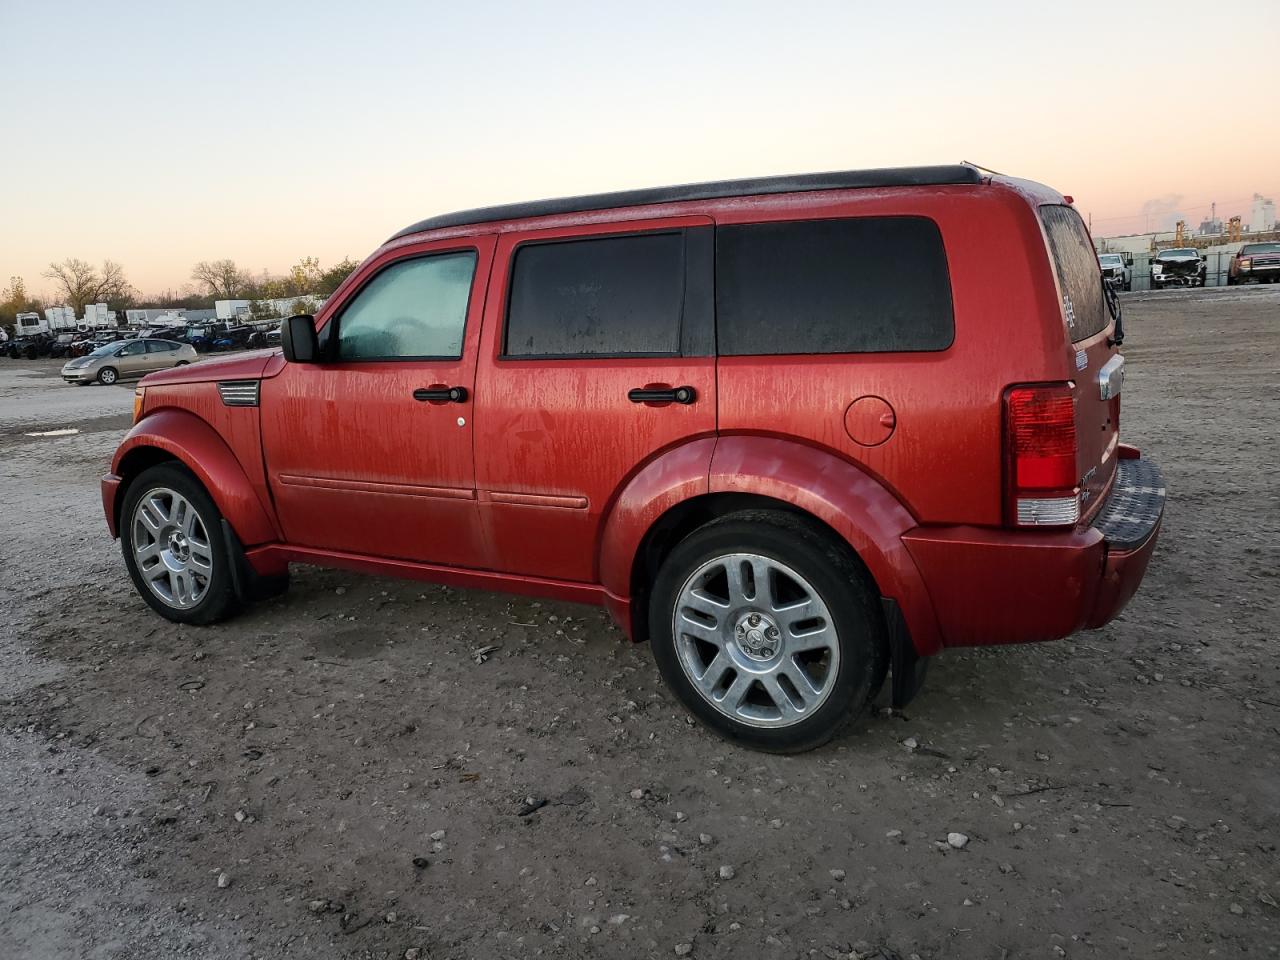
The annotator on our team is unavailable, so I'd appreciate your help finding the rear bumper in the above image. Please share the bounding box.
[902,451,1165,647]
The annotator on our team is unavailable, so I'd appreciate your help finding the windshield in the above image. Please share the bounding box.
[1099,254,1123,265]
[88,343,121,358]
[1242,243,1280,255]
[1161,248,1197,258]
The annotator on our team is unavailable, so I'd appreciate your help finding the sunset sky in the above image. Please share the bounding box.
[4,0,1277,300]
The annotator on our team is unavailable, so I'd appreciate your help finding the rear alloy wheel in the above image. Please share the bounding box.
[649,511,887,753]
[97,366,118,385]
[121,464,238,624]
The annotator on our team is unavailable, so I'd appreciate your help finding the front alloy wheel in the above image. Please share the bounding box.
[121,463,238,624]
[131,487,215,609]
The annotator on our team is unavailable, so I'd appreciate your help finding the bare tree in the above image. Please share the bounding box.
[191,259,248,299]
[44,259,101,316]
[98,260,133,307]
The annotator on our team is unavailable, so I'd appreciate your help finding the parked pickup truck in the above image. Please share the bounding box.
[1098,253,1132,291]
[1150,248,1206,289]
[1226,242,1280,284]
[101,164,1165,753]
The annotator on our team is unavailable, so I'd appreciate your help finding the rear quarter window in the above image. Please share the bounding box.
[1040,205,1108,342]
[715,216,954,356]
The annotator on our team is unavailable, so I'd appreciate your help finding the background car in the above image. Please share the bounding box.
[1227,242,1280,285]
[61,337,197,385]
[1150,248,1206,289]
[1098,252,1132,291]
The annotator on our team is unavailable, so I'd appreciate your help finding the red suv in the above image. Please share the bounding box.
[103,165,1165,752]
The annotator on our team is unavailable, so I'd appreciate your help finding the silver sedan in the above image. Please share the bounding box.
[61,338,198,386]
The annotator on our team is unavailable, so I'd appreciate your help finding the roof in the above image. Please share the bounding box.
[391,164,985,240]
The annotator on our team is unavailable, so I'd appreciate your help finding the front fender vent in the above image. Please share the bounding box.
[218,380,260,407]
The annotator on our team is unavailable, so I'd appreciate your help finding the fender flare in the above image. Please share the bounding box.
[108,408,279,547]
[706,436,942,655]
[597,437,716,603]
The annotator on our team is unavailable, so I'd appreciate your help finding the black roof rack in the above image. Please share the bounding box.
[391,164,984,240]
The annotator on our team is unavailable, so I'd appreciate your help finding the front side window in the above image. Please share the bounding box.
[716,216,954,356]
[336,251,477,361]
[1040,205,1108,342]
[119,341,145,356]
[505,232,685,357]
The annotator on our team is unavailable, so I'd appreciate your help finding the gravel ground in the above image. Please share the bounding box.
[1,288,1277,960]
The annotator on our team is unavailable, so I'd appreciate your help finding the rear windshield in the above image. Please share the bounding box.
[1040,205,1108,342]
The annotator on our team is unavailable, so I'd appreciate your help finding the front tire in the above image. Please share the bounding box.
[648,511,888,753]
[97,366,118,385]
[120,463,239,625]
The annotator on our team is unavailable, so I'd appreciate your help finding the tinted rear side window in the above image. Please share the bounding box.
[505,232,684,357]
[716,217,953,356]
[1040,205,1108,342]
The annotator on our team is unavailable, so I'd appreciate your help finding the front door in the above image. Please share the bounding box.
[474,218,716,582]
[260,235,496,567]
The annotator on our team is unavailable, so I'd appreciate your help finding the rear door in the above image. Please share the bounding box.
[474,218,716,582]
[145,339,177,370]
[115,339,148,376]
[1039,204,1121,514]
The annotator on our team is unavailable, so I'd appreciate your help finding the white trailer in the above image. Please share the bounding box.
[44,306,77,332]
[216,299,251,321]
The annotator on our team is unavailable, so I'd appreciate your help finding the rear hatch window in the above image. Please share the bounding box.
[1040,205,1108,343]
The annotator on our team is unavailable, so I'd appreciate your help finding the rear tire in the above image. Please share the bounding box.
[648,510,888,753]
[120,463,239,625]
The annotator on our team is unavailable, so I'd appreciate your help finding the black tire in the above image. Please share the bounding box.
[120,463,239,625]
[97,366,118,385]
[648,510,888,754]
[23,344,38,360]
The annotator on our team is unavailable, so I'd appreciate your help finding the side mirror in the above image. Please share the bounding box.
[1124,256,1134,267]
[281,314,319,363]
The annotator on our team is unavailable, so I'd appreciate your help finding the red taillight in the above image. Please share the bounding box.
[1004,383,1079,527]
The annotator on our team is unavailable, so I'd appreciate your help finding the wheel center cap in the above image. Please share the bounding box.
[734,612,780,661]
[167,531,190,562]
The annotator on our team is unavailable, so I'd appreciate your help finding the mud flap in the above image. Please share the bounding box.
[221,520,289,602]
[881,598,929,708]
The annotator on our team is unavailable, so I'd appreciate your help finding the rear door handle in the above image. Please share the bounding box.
[413,386,469,403]
[628,385,696,405]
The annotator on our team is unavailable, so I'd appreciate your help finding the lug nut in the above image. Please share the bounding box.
[761,647,773,658]
[749,614,761,627]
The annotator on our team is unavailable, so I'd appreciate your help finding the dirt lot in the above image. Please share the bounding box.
[1,289,1277,960]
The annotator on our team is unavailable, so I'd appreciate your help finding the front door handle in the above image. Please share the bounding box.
[628,385,696,405]
[413,386,469,403]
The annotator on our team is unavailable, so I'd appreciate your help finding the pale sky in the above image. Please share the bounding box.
[3,0,1277,299]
